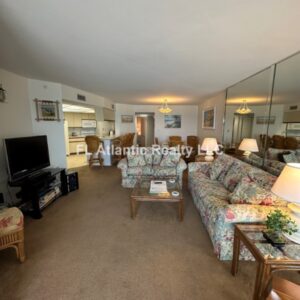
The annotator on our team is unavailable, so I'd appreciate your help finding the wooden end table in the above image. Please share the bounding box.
[130,179,184,221]
[231,224,300,300]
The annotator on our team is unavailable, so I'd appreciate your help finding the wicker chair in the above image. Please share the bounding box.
[85,135,103,167]
[186,136,199,162]
[0,207,25,262]
[168,136,184,147]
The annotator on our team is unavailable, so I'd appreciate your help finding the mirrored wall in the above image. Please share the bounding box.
[223,51,300,175]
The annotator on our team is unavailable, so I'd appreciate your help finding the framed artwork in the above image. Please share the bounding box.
[121,115,134,123]
[34,99,60,121]
[164,115,181,128]
[202,107,216,129]
[256,116,276,124]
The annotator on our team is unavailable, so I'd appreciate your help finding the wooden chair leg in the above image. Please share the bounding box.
[17,241,25,263]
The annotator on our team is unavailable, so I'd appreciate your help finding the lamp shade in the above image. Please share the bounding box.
[238,138,259,152]
[201,138,219,151]
[271,163,300,203]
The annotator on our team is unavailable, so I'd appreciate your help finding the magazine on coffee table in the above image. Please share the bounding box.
[150,180,168,194]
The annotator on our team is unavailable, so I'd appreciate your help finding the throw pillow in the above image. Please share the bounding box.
[229,177,287,206]
[277,151,291,163]
[210,155,234,180]
[143,148,153,165]
[223,162,245,192]
[160,151,181,167]
[127,153,146,167]
[283,152,298,163]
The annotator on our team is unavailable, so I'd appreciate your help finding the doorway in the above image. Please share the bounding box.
[135,113,155,147]
[232,113,254,146]
[62,102,97,169]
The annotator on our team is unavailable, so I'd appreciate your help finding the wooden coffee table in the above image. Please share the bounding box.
[130,179,184,221]
[231,224,300,300]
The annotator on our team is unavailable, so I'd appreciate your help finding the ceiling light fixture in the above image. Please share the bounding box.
[158,99,172,114]
[236,100,252,114]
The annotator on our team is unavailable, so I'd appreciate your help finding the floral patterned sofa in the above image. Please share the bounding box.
[117,147,187,188]
[188,154,288,261]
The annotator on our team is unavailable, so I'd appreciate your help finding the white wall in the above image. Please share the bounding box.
[62,84,114,109]
[115,104,198,143]
[198,92,226,143]
[28,79,67,168]
[0,69,33,203]
[223,103,286,147]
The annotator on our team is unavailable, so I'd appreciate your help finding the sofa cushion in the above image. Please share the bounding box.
[283,152,299,163]
[143,148,153,165]
[210,155,234,180]
[0,207,23,235]
[193,177,229,200]
[160,151,181,167]
[223,161,246,192]
[127,166,153,176]
[229,177,287,206]
[152,148,162,165]
[127,153,146,167]
[153,166,176,177]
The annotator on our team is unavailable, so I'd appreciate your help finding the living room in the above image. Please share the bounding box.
[1,1,300,299]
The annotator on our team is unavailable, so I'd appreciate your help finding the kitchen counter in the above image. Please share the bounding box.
[99,135,119,140]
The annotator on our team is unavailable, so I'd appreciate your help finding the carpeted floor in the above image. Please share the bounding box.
[0,166,277,299]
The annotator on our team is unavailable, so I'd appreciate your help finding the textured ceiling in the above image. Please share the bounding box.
[0,0,300,104]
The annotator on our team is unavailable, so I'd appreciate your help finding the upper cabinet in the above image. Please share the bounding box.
[103,108,115,121]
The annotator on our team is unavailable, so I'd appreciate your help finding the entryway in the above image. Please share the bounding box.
[135,113,155,147]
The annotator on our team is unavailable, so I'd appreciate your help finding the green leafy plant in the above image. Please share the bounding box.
[266,210,297,236]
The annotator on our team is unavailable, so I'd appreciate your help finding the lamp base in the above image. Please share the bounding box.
[284,203,300,244]
[243,150,251,157]
[205,155,214,162]
[205,151,214,162]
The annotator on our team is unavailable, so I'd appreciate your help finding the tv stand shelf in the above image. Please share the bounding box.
[9,168,68,219]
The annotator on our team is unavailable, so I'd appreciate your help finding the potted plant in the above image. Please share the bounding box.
[263,210,297,246]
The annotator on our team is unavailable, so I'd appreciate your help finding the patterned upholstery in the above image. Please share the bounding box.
[0,207,23,235]
[0,207,25,262]
[188,154,289,261]
[117,147,187,188]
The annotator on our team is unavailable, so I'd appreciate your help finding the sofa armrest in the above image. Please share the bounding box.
[223,204,289,224]
[176,159,187,173]
[117,158,128,170]
[188,162,211,174]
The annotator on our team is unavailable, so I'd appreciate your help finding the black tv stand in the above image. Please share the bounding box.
[9,168,68,219]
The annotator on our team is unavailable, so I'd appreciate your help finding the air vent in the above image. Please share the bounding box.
[289,105,298,111]
[77,94,86,101]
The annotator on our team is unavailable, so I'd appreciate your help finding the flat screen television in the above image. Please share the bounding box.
[4,135,50,182]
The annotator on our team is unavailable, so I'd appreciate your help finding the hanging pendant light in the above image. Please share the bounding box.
[236,100,252,114]
[158,99,172,114]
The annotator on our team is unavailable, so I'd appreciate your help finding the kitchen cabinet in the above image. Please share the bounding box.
[69,137,86,154]
[103,108,115,121]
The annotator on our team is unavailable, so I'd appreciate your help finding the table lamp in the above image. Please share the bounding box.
[271,163,300,244]
[201,138,219,162]
[238,138,259,156]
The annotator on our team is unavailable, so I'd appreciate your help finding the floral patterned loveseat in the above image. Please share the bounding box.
[188,154,288,261]
[118,147,187,188]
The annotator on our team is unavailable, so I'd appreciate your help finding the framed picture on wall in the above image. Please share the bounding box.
[164,115,181,128]
[121,115,134,123]
[34,99,60,121]
[202,107,216,129]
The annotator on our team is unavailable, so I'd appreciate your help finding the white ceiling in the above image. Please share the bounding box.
[0,0,300,105]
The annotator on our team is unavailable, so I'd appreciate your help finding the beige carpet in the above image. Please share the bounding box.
[0,166,294,299]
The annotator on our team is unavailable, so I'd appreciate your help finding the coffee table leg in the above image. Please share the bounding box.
[231,228,240,276]
[130,197,136,219]
[178,199,184,221]
[254,263,270,300]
